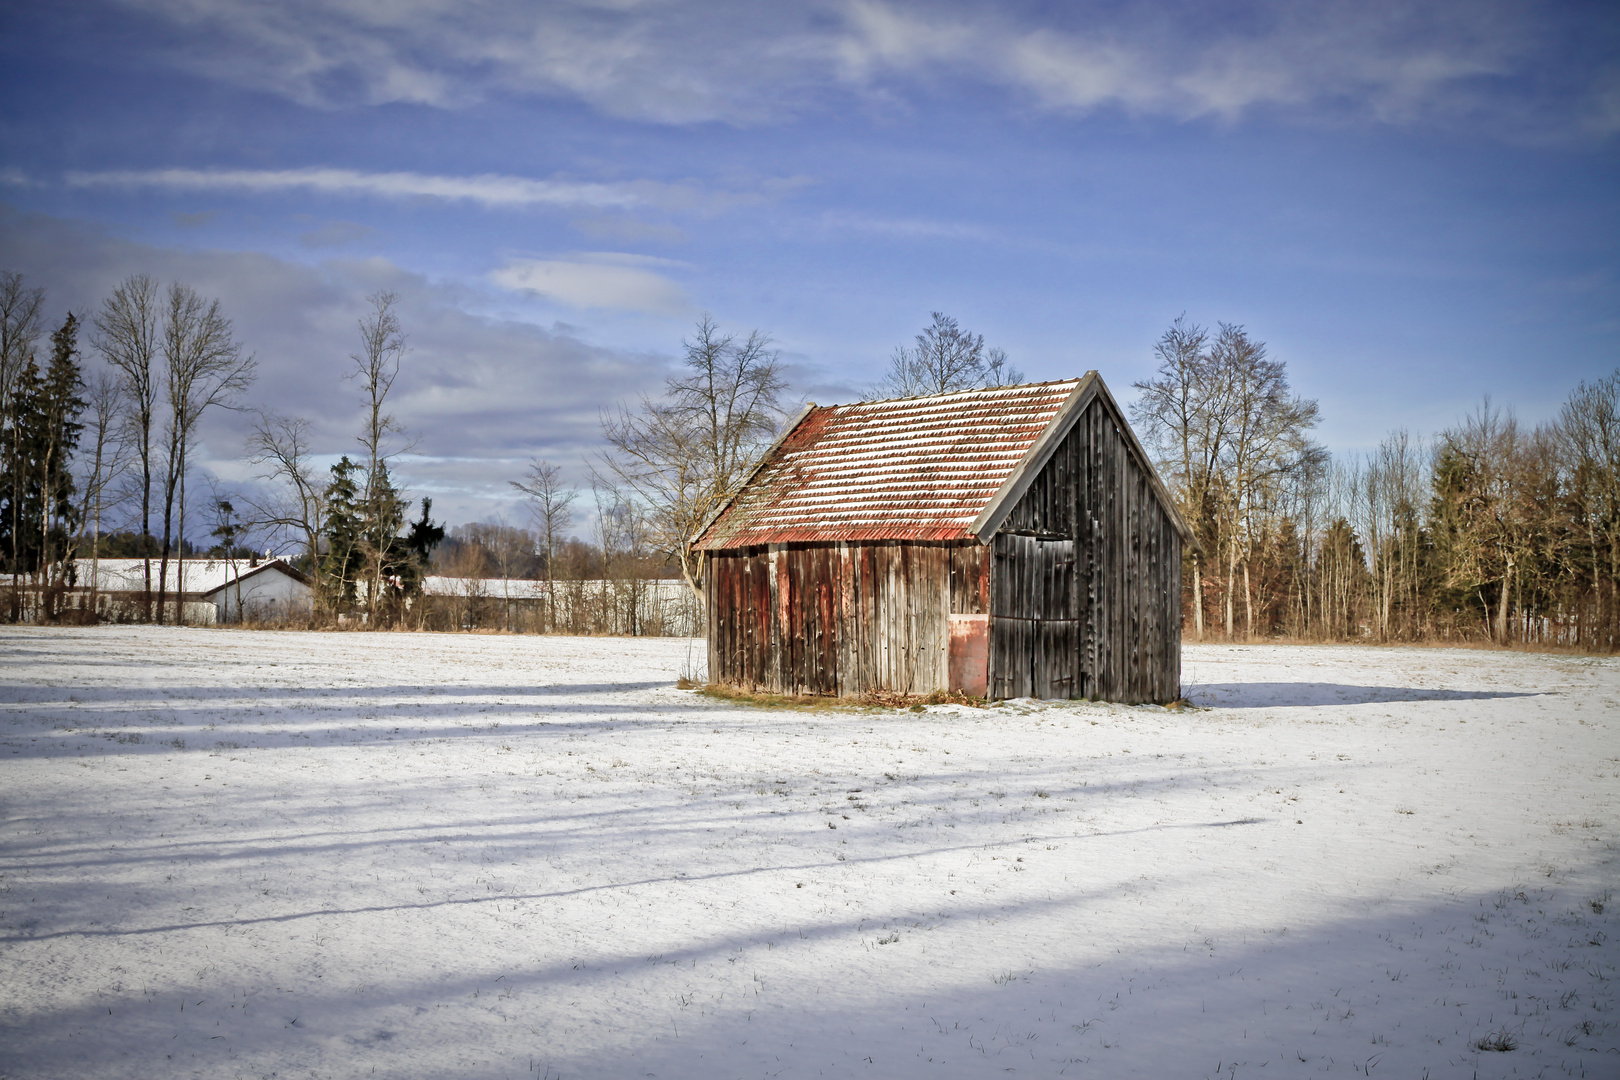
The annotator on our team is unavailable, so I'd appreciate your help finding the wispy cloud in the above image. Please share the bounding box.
[819,210,999,243]
[837,0,1531,125]
[102,0,1606,137]
[490,254,690,315]
[65,167,651,209]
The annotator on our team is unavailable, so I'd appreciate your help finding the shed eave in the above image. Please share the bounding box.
[696,523,977,551]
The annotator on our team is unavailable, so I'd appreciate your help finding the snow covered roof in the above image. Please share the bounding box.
[696,373,1191,549]
[83,558,307,595]
[422,576,551,599]
[420,576,688,598]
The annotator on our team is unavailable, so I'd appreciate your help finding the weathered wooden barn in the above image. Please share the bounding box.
[693,373,1192,704]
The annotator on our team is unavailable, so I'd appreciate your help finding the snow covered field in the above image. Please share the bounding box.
[1,628,1616,1079]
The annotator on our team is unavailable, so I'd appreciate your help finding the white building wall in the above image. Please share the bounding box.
[209,567,314,622]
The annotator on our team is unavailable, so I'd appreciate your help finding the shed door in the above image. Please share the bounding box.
[989,535,1079,699]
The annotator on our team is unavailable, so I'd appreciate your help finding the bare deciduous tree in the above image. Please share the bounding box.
[157,283,256,623]
[349,290,411,617]
[1133,317,1324,639]
[92,274,161,617]
[510,457,577,630]
[1354,430,1430,641]
[1132,315,1217,637]
[73,368,129,615]
[599,314,786,603]
[983,346,1024,387]
[1215,323,1327,637]
[1559,370,1620,647]
[0,271,44,418]
[591,478,658,635]
[875,311,1020,397]
[245,411,327,602]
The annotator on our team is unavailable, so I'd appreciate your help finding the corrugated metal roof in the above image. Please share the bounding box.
[694,378,1084,549]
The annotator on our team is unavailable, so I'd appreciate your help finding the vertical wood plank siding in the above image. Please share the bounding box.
[706,541,987,697]
[704,395,1181,704]
[991,396,1182,703]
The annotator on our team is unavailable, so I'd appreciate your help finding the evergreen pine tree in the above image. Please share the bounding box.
[395,496,445,601]
[320,456,362,612]
[0,314,85,616]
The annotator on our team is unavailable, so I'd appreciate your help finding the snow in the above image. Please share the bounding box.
[0,627,1615,1079]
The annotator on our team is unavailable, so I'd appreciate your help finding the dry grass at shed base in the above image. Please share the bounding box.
[689,681,991,711]
[859,687,990,709]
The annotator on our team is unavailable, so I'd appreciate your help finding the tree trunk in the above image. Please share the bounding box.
[1241,558,1254,640]
[1496,558,1513,644]
[157,473,173,626]
[1224,543,1235,638]
[1380,549,1392,642]
[175,450,186,626]
[1192,555,1204,641]
[89,488,102,622]
[141,452,152,623]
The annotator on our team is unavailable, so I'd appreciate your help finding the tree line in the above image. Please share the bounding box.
[0,267,785,631]
[4,264,1613,651]
[1131,316,1620,650]
[0,271,451,625]
[1,271,257,622]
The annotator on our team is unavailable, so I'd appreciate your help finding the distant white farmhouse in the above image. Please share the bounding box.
[85,558,313,623]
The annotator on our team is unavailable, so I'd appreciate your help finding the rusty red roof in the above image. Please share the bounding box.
[694,378,1087,550]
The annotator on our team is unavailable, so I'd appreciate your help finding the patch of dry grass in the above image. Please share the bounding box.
[688,681,990,711]
[692,682,858,710]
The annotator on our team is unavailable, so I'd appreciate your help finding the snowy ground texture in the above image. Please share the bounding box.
[1,629,1617,1080]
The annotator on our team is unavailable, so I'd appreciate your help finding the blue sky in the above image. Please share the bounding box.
[1,0,1616,528]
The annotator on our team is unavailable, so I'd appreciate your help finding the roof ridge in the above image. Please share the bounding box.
[831,376,1082,410]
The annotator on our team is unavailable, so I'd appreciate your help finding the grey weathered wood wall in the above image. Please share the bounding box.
[991,395,1182,704]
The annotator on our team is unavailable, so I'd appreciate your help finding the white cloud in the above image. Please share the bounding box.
[113,0,826,122]
[63,165,781,218]
[102,0,1596,137]
[65,167,649,210]
[818,210,999,243]
[838,1,1531,124]
[490,255,689,315]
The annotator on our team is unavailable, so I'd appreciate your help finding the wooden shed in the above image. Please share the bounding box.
[692,373,1192,704]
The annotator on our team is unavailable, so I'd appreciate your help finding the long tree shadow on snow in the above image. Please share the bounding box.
[0,815,1275,943]
[0,748,1297,877]
[1187,682,1543,708]
[6,855,1612,1079]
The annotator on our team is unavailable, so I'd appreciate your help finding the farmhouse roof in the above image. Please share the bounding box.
[693,372,1190,550]
[86,557,307,594]
[419,576,688,598]
[198,559,310,596]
